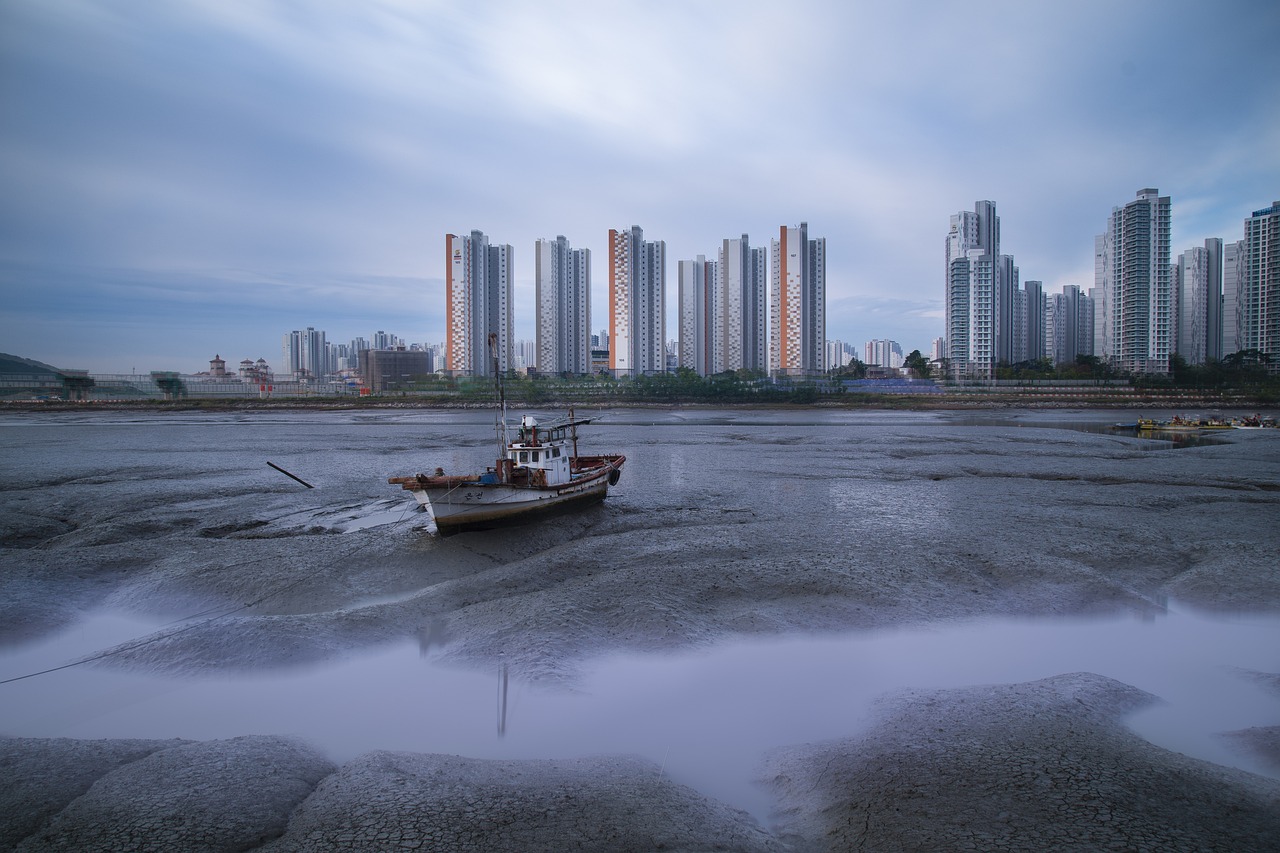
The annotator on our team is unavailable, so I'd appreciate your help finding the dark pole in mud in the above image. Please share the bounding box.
[267,461,315,489]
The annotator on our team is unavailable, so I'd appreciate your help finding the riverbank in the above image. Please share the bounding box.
[3,392,1278,414]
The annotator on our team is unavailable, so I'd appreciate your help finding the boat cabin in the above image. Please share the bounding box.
[506,415,574,486]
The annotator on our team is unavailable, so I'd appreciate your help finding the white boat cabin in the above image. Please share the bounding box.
[506,415,574,486]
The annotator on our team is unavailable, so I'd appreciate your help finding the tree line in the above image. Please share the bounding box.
[386,348,1277,404]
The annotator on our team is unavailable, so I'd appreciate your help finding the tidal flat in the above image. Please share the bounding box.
[2,408,1279,851]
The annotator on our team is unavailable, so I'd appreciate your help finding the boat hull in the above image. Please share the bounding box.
[396,456,624,536]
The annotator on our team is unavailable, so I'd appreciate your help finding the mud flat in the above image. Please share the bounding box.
[1,737,781,853]
[764,673,1280,852]
[4,674,1279,851]
[2,410,1280,849]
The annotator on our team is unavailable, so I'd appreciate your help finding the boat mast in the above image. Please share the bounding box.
[569,405,579,459]
[489,333,507,460]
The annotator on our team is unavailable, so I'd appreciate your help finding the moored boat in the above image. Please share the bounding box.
[1234,414,1277,429]
[389,413,625,535]
[1137,415,1202,432]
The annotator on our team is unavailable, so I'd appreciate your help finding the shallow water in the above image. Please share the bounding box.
[1,408,1278,820]
[1,605,1277,820]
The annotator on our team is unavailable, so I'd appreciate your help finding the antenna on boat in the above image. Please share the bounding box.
[489,333,508,461]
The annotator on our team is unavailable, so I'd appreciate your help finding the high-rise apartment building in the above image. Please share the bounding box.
[1222,239,1245,356]
[535,236,591,375]
[1045,285,1094,366]
[999,255,1019,365]
[1237,200,1280,368]
[678,255,717,375]
[512,339,537,371]
[1174,238,1223,365]
[608,226,666,376]
[282,327,327,380]
[1095,188,1173,373]
[360,348,431,392]
[770,222,826,376]
[826,340,850,369]
[719,235,769,373]
[1022,280,1045,363]
[864,339,903,368]
[678,236,768,377]
[445,230,514,376]
[944,201,1015,378]
[348,337,369,370]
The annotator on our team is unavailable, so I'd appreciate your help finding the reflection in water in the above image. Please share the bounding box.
[1,605,1277,821]
[498,663,508,738]
[946,415,1230,448]
[417,619,449,655]
[829,478,946,530]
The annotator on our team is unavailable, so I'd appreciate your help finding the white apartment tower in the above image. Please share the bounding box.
[770,222,826,376]
[608,225,666,376]
[282,327,327,380]
[864,339,903,368]
[445,230,514,375]
[535,236,591,375]
[945,201,1016,378]
[1174,238,1223,366]
[826,340,850,369]
[1095,189,1173,373]
[931,337,946,362]
[1045,285,1094,366]
[1238,200,1280,368]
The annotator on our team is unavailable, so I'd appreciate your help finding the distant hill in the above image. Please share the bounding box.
[0,353,66,375]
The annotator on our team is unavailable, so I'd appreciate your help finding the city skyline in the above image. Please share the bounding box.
[1,1,1276,373]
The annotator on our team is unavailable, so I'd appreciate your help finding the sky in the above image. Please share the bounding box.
[1,0,1277,374]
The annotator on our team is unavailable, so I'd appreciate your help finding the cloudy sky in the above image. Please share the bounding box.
[2,0,1277,374]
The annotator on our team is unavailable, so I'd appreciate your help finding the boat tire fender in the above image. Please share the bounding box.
[609,468,621,486]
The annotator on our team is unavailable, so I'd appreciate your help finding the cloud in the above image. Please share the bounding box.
[0,261,442,372]
[1,0,1277,370]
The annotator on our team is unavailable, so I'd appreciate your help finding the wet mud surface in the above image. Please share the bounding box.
[2,408,1279,850]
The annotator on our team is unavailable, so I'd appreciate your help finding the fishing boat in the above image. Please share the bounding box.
[389,413,624,535]
[388,335,624,536]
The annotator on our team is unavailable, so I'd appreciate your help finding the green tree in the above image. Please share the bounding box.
[829,358,867,379]
[1168,352,1198,388]
[1072,354,1108,381]
[903,349,932,379]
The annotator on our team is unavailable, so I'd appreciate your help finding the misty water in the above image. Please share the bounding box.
[2,408,1278,820]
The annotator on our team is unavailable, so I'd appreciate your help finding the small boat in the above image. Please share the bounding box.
[389,334,624,536]
[389,413,624,536]
[1234,414,1277,429]
[1138,415,1201,432]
